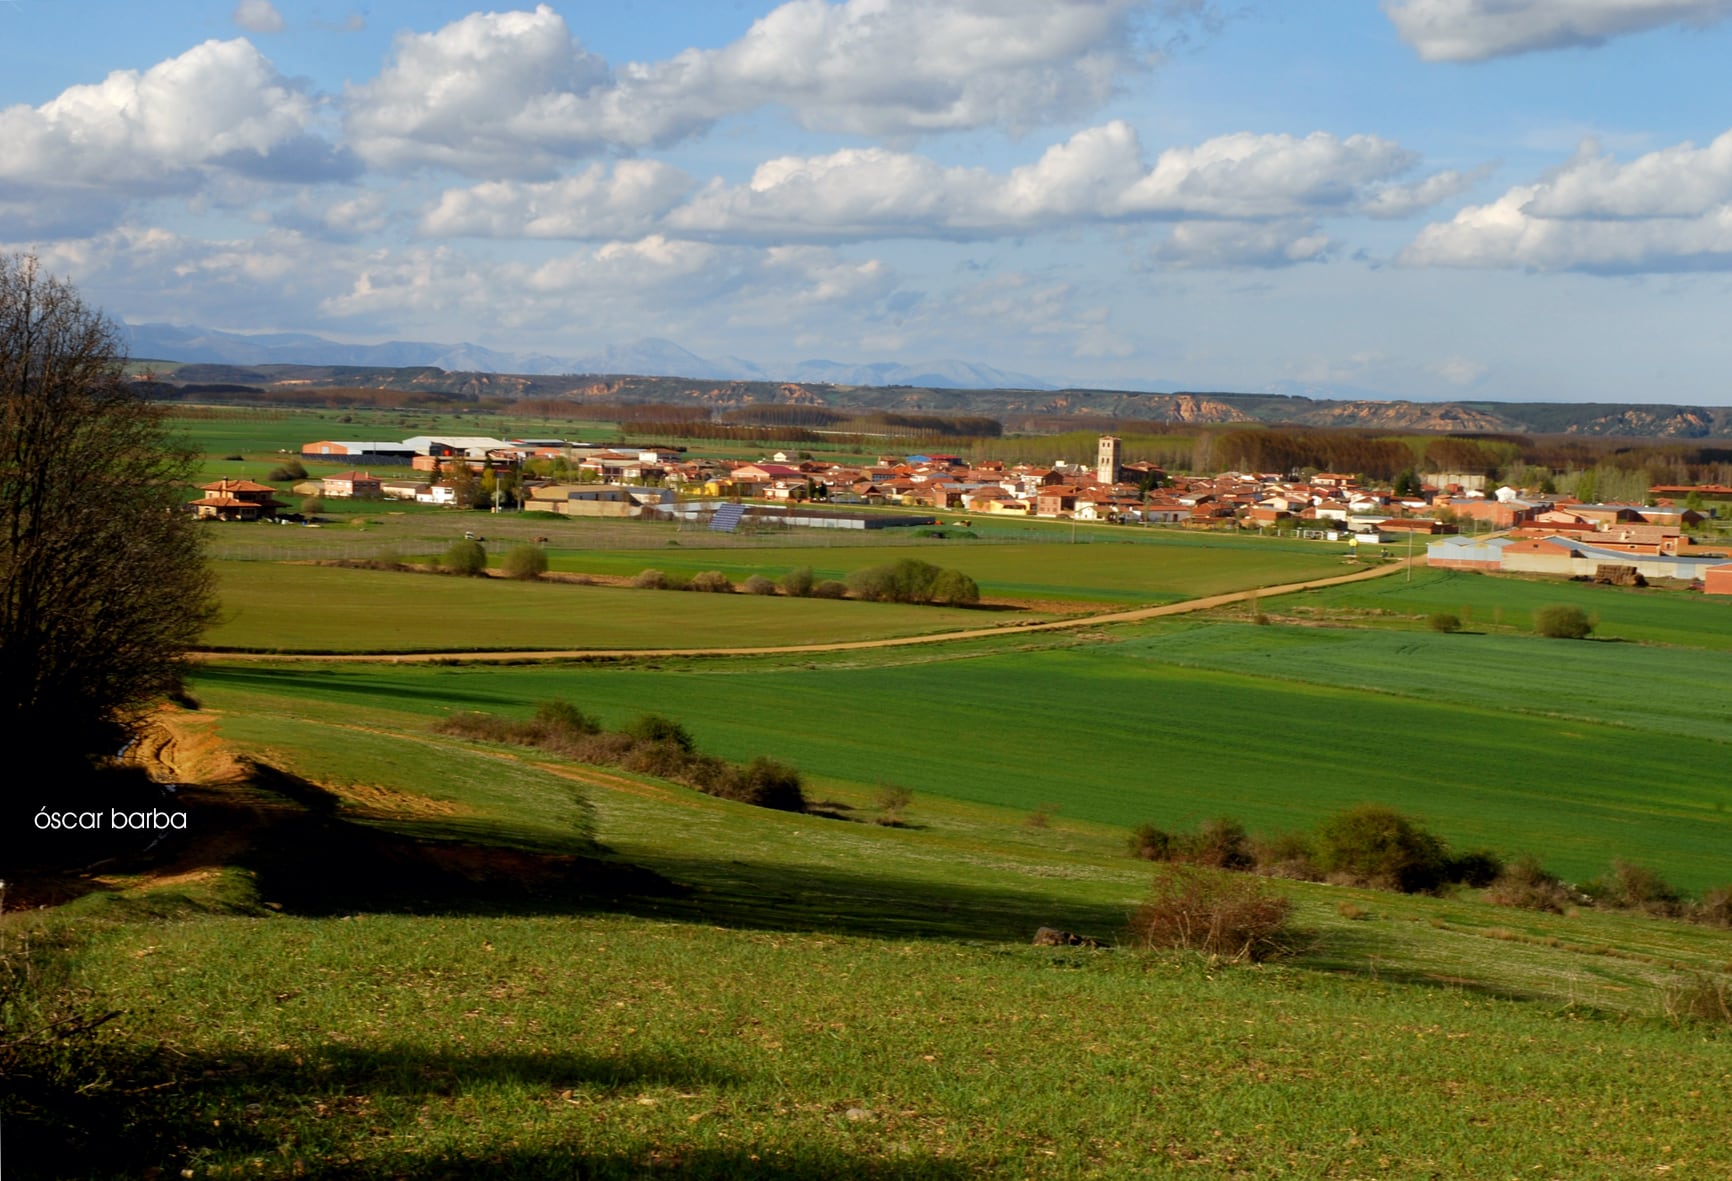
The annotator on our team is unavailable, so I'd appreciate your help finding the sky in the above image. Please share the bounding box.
[4,1,1732,403]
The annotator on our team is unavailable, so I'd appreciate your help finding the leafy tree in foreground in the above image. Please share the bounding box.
[0,253,216,781]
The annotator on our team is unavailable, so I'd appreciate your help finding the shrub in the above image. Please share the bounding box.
[1129,823,1174,861]
[300,495,324,516]
[716,757,807,812]
[743,574,777,595]
[875,782,914,824]
[846,558,940,603]
[779,566,815,597]
[811,579,849,599]
[1252,830,1320,880]
[1584,859,1684,916]
[1696,885,1732,928]
[1427,612,1462,634]
[1186,817,1256,870]
[1314,805,1451,893]
[267,459,307,481]
[929,567,980,606]
[1535,603,1593,639]
[442,538,487,576]
[632,568,670,589]
[1129,865,1296,962]
[625,714,695,753]
[502,544,548,580]
[1662,974,1732,1025]
[688,570,734,593]
[1447,848,1505,888]
[1485,855,1574,914]
[531,700,599,741]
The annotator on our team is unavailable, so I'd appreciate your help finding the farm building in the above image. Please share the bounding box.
[1429,534,1730,582]
[321,471,382,499]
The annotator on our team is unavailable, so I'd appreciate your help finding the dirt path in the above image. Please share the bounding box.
[197,557,1418,665]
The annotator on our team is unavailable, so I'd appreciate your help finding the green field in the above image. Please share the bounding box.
[12,669,1732,1177]
[543,538,1350,605]
[189,616,1732,890]
[1276,565,1732,649]
[206,561,996,652]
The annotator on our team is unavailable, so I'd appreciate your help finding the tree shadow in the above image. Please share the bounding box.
[32,757,1127,946]
[1297,923,1551,1005]
[8,1039,977,1180]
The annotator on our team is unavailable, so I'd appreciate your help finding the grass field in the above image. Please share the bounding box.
[1272,565,1732,650]
[10,683,1732,1178]
[205,561,997,652]
[541,539,1351,605]
[187,613,1732,892]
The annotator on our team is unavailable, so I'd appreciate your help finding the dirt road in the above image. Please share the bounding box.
[197,556,1419,665]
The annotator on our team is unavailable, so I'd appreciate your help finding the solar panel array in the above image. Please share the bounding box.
[708,503,746,533]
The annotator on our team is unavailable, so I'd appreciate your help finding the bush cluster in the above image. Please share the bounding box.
[631,568,738,593]
[1128,865,1295,963]
[434,701,807,812]
[1535,603,1593,639]
[501,544,548,580]
[442,538,487,576]
[1133,806,1503,894]
[844,558,979,606]
[1128,807,1732,926]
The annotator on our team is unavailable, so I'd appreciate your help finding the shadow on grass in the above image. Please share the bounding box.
[1298,922,1549,1005]
[8,1040,974,1181]
[191,664,523,709]
[602,851,1131,945]
[55,757,1124,946]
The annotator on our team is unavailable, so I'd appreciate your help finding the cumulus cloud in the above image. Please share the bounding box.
[420,160,696,239]
[0,38,333,232]
[1358,167,1487,219]
[318,233,901,341]
[1385,0,1732,62]
[650,123,1450,244]
[1150,219,1333,267]
[233,1,284,35]
[346,1,1160,176]
[344,6,614,176]
[1404,132,1732,271]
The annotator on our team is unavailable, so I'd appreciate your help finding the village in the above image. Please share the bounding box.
[177,430,1732,595]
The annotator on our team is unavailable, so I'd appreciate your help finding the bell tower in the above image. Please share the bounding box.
[1096,434,1121,485]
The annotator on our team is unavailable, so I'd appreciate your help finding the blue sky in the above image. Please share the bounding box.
[5,1,1732,402]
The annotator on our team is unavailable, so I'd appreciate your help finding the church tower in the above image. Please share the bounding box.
[1096,434,1121,485]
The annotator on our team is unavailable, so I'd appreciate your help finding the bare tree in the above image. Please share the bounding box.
[0,254,216,780]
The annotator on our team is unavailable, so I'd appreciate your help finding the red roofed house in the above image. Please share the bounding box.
[190,478,286,521]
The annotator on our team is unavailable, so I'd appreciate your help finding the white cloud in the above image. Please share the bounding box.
[420,160,696,239]
[1385,0,1732,62]
[1432,356,1489,385]
[1151,220,1333,268]
[1358,167,1486,219]
[344,6,613,176]
[233,1,284,35]
[652,123,1450,244]
[317,234,902,342]
[0,38,346,238]
[0,40,318,189]
[346,1,1161,176]
[1404,131,1732,271]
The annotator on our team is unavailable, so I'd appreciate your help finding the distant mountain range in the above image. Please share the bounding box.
[128,323,1732,438]
[123,323,1056,392]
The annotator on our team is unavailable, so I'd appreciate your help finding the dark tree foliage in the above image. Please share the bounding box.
[0,254,216,778]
